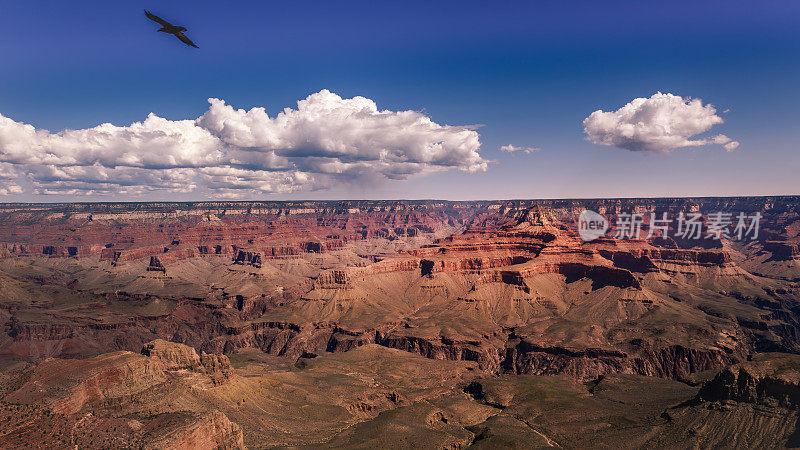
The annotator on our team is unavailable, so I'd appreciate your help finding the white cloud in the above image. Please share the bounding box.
[0,182,23,196]
[709,134,739,152]
[500,144,540,154]
[582,92,738,153]
[0,90,487,197]
[0,113,222,168]
[711,134,732,145]
[723,141,740,152]
[197,90,487,174]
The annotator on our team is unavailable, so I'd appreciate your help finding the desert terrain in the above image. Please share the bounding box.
[1,197,799,448]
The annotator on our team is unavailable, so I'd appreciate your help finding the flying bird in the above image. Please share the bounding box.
[144,10,198,48]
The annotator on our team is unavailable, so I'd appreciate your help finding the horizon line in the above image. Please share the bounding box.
[1,193,798,206]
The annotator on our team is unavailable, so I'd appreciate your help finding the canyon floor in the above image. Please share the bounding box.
[1,198,800,448]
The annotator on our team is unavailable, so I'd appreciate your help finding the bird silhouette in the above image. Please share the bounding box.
[145,10,198,48]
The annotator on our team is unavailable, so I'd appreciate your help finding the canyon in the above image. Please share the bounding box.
[1,197,800,448]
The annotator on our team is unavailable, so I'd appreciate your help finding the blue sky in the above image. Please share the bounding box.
[0,0,798,200]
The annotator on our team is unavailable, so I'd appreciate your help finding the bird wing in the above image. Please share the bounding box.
[144,10,171,27]
[175,32,199,48]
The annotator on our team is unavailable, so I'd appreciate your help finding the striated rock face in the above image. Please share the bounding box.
[0,344,481,448]
[142,339,233,386]
[0,198,799,447]
[1,197,799,386]
[143,410,245,450]
[1,341,243,449]
[147,256,166,273]
[4,343,799,449]
[4,351,167,415]
[504,342,741,381]
[698,352,800,407]
[315,269,352,288]
[637,352,800,448]
[232,249,263,268]
[764,241,800,261]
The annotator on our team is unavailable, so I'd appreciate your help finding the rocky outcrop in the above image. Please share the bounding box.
[315,269,352,288]
[141,339,233,385]
[764,241,800,261]
[3,351,167,415]
[3,341,234,417]
[505,341,742,381]
[232,249,262,268]
[147,256,166,273]
[1,343,244,449]
[143,410,245,450]
[698,353,800,407]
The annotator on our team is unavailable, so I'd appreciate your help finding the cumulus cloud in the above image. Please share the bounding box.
[723,141,740,152]
[500,144,539,154]
[0,182,22,196]
[712,134,740,152]
[582,92,738,153]
[197,90,487,173]
[0,90,487,197]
